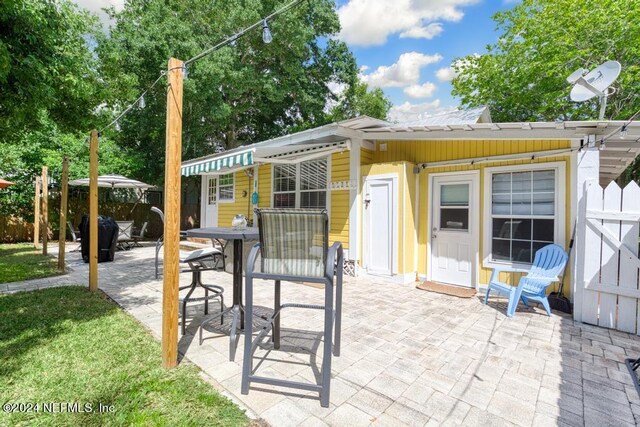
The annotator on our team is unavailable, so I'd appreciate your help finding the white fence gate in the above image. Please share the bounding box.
[576,180,640,333]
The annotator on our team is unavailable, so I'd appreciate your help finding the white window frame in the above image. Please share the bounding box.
[207,176,217,205]
[482,161,566,270]
[271,156,330,209]
[217,173,235,204]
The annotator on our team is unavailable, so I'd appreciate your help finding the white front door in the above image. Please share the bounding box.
[430,173,479,287]
[363,177,396,276]
[204,176,218,227]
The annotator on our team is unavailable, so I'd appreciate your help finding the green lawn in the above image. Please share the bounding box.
[0,287,249,426]
[0,243,61,284]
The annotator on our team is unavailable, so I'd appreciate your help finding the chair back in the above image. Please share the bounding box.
[255,208,328,278]
[67,221,78,242]
[523,244,568,293]
[151,207,164,224]
[117,221,134,240]
[138,221,149,238]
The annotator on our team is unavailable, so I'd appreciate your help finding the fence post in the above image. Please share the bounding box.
[34,176,41,249]
[573,138,599,322]
[41,166,48,256]
[58,157,69,271]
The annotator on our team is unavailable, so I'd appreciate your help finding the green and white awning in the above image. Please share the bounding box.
[181,149,254,177]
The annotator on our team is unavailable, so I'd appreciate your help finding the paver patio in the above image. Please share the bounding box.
[3,244,640,426]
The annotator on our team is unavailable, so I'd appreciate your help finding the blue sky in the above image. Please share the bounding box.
[334,0,517,121]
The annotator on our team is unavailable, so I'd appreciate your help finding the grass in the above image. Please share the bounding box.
[0,243,61,284]
[0,287,249,426]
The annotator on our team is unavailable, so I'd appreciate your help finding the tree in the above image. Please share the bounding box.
[328,81,393,122]
[97,0,360,186]
[0,0,103,135]
[452,0,640,123]
[0,0,118,219]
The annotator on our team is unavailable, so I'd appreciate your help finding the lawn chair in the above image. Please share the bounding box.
[241,208,343,408]
[116,221,134,250]
[483,244,568,317]
[152,207,187,279]
[67,221,81,252]
[131,221,148,247]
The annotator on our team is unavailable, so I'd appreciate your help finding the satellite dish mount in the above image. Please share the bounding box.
[567,60,621,120]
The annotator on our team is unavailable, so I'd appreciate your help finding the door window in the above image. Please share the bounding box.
[439,183,469,231]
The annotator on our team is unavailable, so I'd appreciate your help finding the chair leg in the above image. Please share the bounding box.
[181,285,196,335]
[320,278,334,408]
[219,295,224,325]
[334,275,342,357]
[155,239,163,279]
[507,287,523,317]
[483,285,491,305]
[540,296,552,316]
[273,280,281,350]
[520,294,530,307]
[241,275,254,395]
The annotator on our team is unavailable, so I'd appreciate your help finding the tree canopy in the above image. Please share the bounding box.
[452,0,640,123]
[97,0,390,184]
[0,0,390,219]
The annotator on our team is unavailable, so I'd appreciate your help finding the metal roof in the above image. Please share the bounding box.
[182,113,640,183]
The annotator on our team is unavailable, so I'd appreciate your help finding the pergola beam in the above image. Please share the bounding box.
[89,129,99,291]
[162,58,184,369]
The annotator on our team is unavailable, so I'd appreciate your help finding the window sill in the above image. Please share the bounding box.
[482,259,531,272]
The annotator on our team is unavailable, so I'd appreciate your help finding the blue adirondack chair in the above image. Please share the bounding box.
[483,244,568,317]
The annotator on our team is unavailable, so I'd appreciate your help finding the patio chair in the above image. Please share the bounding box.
[152,207,187,279]
[116,221,134,250]
[241,208,343,408]
[179,247,225,335]
[67,221,81,252]
[131,221,148,247]
[483,244,568,317]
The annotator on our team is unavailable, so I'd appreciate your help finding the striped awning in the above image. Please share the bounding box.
[181,149,254,177]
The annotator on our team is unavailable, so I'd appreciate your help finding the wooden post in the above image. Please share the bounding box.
[58,157,69,271]
[34,176,41,249]
[41,166,49,255]
[89,130,99,292]
[162,58,184,368]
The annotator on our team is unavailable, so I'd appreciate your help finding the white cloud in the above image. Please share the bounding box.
[338,0,480,46]
[361,52,442,88]
[399,23,443,40]
[388,100,446,123]
[404,82,437,99]
[71,0,123,27]
[436,66,457,82]
[327,81,347,97]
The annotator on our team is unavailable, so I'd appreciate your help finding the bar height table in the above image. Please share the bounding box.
[186,227,259,361]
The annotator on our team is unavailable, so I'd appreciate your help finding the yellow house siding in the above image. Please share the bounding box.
[371,139,571,293]
[361,147,374,167]
[257,164,272,208]
[330,151,350,249]
[217,171,251,227]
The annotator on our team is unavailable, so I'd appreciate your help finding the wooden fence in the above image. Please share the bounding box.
[576,180,640,333]
[0,201,201,243]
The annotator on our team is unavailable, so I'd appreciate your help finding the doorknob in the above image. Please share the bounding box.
[432,227,437,238]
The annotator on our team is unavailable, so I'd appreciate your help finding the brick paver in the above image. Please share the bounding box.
[3,244,640,426]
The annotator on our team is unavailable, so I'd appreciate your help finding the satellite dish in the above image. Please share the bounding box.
[568,60,621,119]
[566,68,588,85]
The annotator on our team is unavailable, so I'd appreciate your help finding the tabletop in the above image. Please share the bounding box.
[186,227,259,240]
